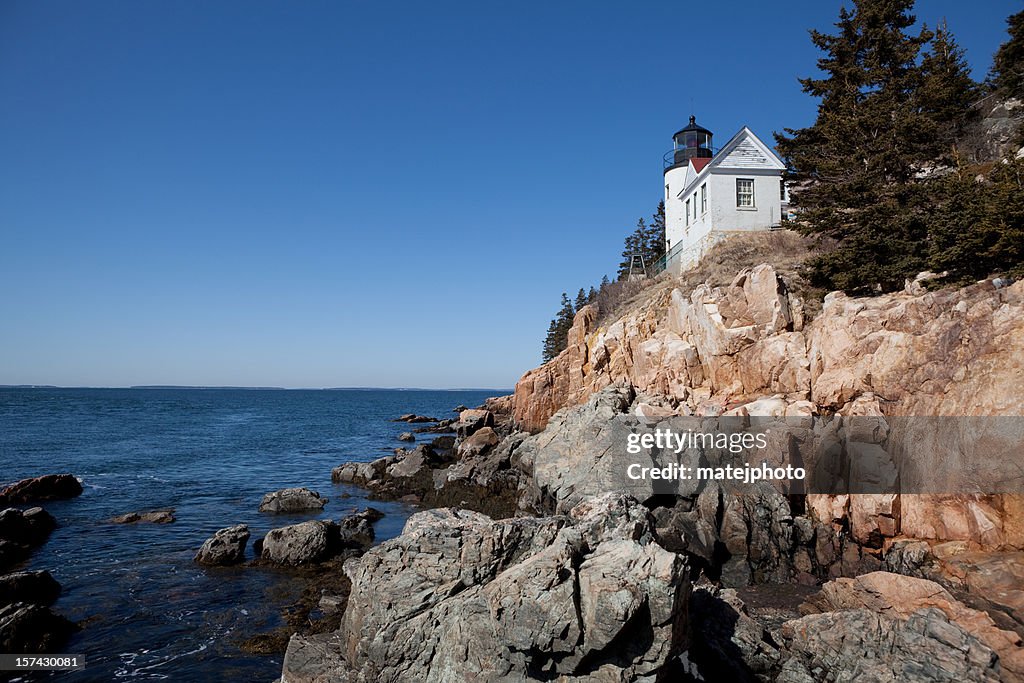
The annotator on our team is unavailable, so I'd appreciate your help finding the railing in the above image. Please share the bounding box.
[663,147,719,169]
[651,238,693,275]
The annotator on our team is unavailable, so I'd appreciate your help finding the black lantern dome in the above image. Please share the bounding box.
[671,116,714,165]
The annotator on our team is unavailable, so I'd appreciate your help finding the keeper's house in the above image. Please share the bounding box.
[662,116,790,274]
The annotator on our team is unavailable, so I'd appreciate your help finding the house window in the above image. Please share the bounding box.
[693,196,697,220]
[736,179,755,208]
[780,179,786,200]
[666,184,670,199]
[685,199,690,225]
[700,183,707,214]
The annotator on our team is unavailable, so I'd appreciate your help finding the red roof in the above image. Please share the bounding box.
[690,157,711,173]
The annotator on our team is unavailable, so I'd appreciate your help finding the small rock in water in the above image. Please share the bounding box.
[0,474,82,505]
[194,524,250,566]
[110,509,176,524]
[258,487,326,514]
[397,432,415,442]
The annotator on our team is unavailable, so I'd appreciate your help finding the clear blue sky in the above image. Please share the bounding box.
[0,1,1017,389]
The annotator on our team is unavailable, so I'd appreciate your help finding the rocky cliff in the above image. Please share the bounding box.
[513,261,1024,552]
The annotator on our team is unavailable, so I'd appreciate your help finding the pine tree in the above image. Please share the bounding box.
[646,201,667,264]
[775,0,958,293]
[541,293,577,362]
[617,220,646,280]
[587,286,598,303]
[600,274,610,288]
[928,156,1024,281]
[541,318,562,363]
[918,20,978,154]
[991,10,1024,100]
[574,288,589,311]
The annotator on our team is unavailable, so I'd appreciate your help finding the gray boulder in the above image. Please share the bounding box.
[397,432,415,442]
[779,608,1000,682]
[194,524,250,566]
[261,520,337,565]
[281,493,690,683]
[515,384,644,514]
[0,570,61,607]
[337,508,382,549]
[259,487,326,514]
[0,602,76,654]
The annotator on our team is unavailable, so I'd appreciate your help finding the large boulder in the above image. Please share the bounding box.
[515,384,639,514]
[0,507,56,546]
[456,426,498,458]
[454,409,494,438]
[0,507,56,570]
[0,571,61,607]
[0,602,77,654]
[259,488,327,514]
[282,494,690,683]
[336,509,382,550]
[0,475,82,505]
[260,520,338,565]
[194,524,250,566]
[797,572,1024,680]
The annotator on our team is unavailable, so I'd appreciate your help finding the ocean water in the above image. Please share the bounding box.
[0,387,502,681]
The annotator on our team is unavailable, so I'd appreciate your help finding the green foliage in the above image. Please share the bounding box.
[541,292,577,362]
[928,158,1024,282]
[616,201,668,280]
[991,10,1024,100]
[776,0,980,294]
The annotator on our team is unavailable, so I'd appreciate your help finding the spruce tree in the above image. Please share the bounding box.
[541,293,578,362]
[918,20,978,154]
[928,157,1024,281]
[775,0,965,293]
[646,201,667,264]
[991,10,1024,100]
[574,288,589,311]
[587,286,598,303]
[617,220,646,280]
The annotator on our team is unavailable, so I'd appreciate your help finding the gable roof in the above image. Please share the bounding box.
[676,127,785,198]
[690,157,711,173]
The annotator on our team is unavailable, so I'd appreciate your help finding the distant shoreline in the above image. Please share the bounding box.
[0,385,512,392]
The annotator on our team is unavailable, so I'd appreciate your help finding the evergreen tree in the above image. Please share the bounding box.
[587,286,598,303]
[541,293,577,362]
[617,219,646,280]
[991,10,1024,100]
[646,201,667,264]
[918,20,979,153]
[574,288,589,311]
[928,156,1024,281]
[775,0,964,293]
[600,274,610,288]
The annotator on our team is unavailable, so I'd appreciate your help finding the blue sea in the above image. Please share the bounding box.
[0,387,502,681]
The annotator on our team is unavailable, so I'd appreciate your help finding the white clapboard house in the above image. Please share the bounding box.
[661,116,789,274]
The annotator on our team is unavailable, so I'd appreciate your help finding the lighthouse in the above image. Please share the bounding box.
[661,116,787,274]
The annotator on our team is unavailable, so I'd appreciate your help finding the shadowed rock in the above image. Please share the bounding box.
[0,475,82,505]
[194,524,250,566]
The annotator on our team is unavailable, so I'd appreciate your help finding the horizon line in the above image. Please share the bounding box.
[0,384,513,392]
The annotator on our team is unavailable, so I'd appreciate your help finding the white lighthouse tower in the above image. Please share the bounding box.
[661,116,788,274]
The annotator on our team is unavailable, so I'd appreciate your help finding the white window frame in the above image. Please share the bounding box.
[700,183,707,214]
[736,178,755,209]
